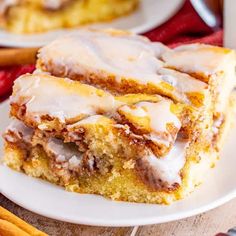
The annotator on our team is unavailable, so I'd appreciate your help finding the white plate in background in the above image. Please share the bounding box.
[0,100,236,226]
[0,0,184,48]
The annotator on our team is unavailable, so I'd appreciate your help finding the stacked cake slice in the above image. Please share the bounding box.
[3,29,236,204]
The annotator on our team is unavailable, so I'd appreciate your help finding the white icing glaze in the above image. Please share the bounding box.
[151,42,169,58]
[38,30,209,101]
[144,140,187,185]
[39,30,163,83]
[5,119,33,143]
[137,100,181,146]
[136,100,181,133]
[162,43,235,77]
[11,74,122,122]
[119,105,147,117]
[69,115,104,127]
[119,100,180,146]
[158,68,207,93]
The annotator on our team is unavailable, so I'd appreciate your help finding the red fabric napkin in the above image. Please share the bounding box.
[0,65,35,101]
[144,0,223,47]
[0,0,223,100]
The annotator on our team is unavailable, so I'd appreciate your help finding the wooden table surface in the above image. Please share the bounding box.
[1,194,236,236]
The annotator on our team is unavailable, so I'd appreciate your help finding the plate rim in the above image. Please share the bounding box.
[1,174,236,227]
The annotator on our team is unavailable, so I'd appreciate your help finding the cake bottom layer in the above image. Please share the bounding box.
[2,142,216,204]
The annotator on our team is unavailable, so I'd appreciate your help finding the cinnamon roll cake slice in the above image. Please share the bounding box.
[2,29,236,204]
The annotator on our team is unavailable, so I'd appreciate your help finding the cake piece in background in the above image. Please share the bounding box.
[0,0,139,33]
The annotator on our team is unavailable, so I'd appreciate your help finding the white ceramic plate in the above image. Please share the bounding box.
[0,0,184,48]
[0,100,236,226]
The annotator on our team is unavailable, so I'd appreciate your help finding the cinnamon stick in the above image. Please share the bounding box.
[0,48,39,66]
[0,207,47,236]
